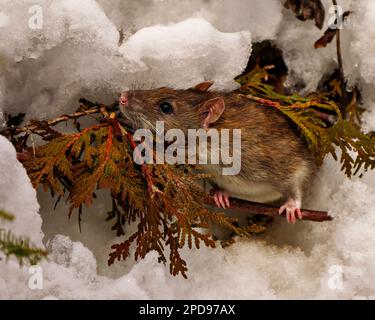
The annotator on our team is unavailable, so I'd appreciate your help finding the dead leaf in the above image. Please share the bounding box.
[314,11,351,49]
[284,0,325,29]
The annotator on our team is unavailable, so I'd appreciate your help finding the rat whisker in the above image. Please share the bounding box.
[134,78,146,91]
[140,116,156,132]
[132,80,138,91]
[130,81,136,91]
[149,81,157,89]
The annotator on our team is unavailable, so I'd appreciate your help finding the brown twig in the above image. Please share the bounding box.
[0,107,101,137]
[0,100,120,138]
[204,195,332,222]
[332,0,348,114]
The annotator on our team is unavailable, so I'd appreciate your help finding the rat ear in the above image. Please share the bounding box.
[199,97,225,129]
[192,80,214,92]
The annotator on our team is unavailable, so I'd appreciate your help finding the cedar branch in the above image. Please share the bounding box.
[124,130,161,196]
[1,98,333,223]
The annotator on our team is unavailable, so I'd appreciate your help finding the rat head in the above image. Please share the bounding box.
[119,81,226,133]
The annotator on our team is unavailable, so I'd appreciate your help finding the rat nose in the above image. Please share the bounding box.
[119,92,129,107]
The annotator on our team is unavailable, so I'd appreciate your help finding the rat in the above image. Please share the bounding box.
[119,81,315,224]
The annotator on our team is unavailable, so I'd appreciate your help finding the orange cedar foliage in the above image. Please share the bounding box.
[22,119,249,278]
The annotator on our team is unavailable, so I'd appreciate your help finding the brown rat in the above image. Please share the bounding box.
[119,81,315,224]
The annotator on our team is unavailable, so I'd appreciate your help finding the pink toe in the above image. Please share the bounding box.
[224,194,230,208]
[214,194,220,208]
[219,193,226,209]
[291,213,296,224]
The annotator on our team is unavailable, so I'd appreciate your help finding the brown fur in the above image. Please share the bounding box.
[121,87,315,204]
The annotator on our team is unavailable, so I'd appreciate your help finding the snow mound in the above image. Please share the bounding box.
[0,135,42,246]
[349,0,375,84]
[0,0,118,61]
[120,18,252,89]
[97,0,282,41]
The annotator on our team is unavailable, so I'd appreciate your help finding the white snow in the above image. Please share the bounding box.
[97,0,282,41]
[119,18,252,89]
[347,0,375,85]
[0,135,43,246]
[0,12,10,28]
[1,0,375,300]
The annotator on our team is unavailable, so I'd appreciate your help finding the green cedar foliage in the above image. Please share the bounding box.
[0,210,47,265]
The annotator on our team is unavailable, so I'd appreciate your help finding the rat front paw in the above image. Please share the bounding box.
[213,190,230,209]
[278,198,302,224]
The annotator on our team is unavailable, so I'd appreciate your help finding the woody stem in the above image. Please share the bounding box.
[203,195,332,222]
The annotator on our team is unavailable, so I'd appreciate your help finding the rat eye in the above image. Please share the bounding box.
[159,102,173,114]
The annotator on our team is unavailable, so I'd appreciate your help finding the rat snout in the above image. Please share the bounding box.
[119,91,147,130]
[119,92,129,107]
[119,91,142,112]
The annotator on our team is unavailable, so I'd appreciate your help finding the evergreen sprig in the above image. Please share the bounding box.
[0,229,47,265]
[0,210,14,221]
[236,67,375,177]
[0,210,47,265]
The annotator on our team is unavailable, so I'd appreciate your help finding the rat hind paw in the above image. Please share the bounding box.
[279,198,303,224]
[213,190,230,209]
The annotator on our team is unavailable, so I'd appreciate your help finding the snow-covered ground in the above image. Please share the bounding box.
[1,0,375,299]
